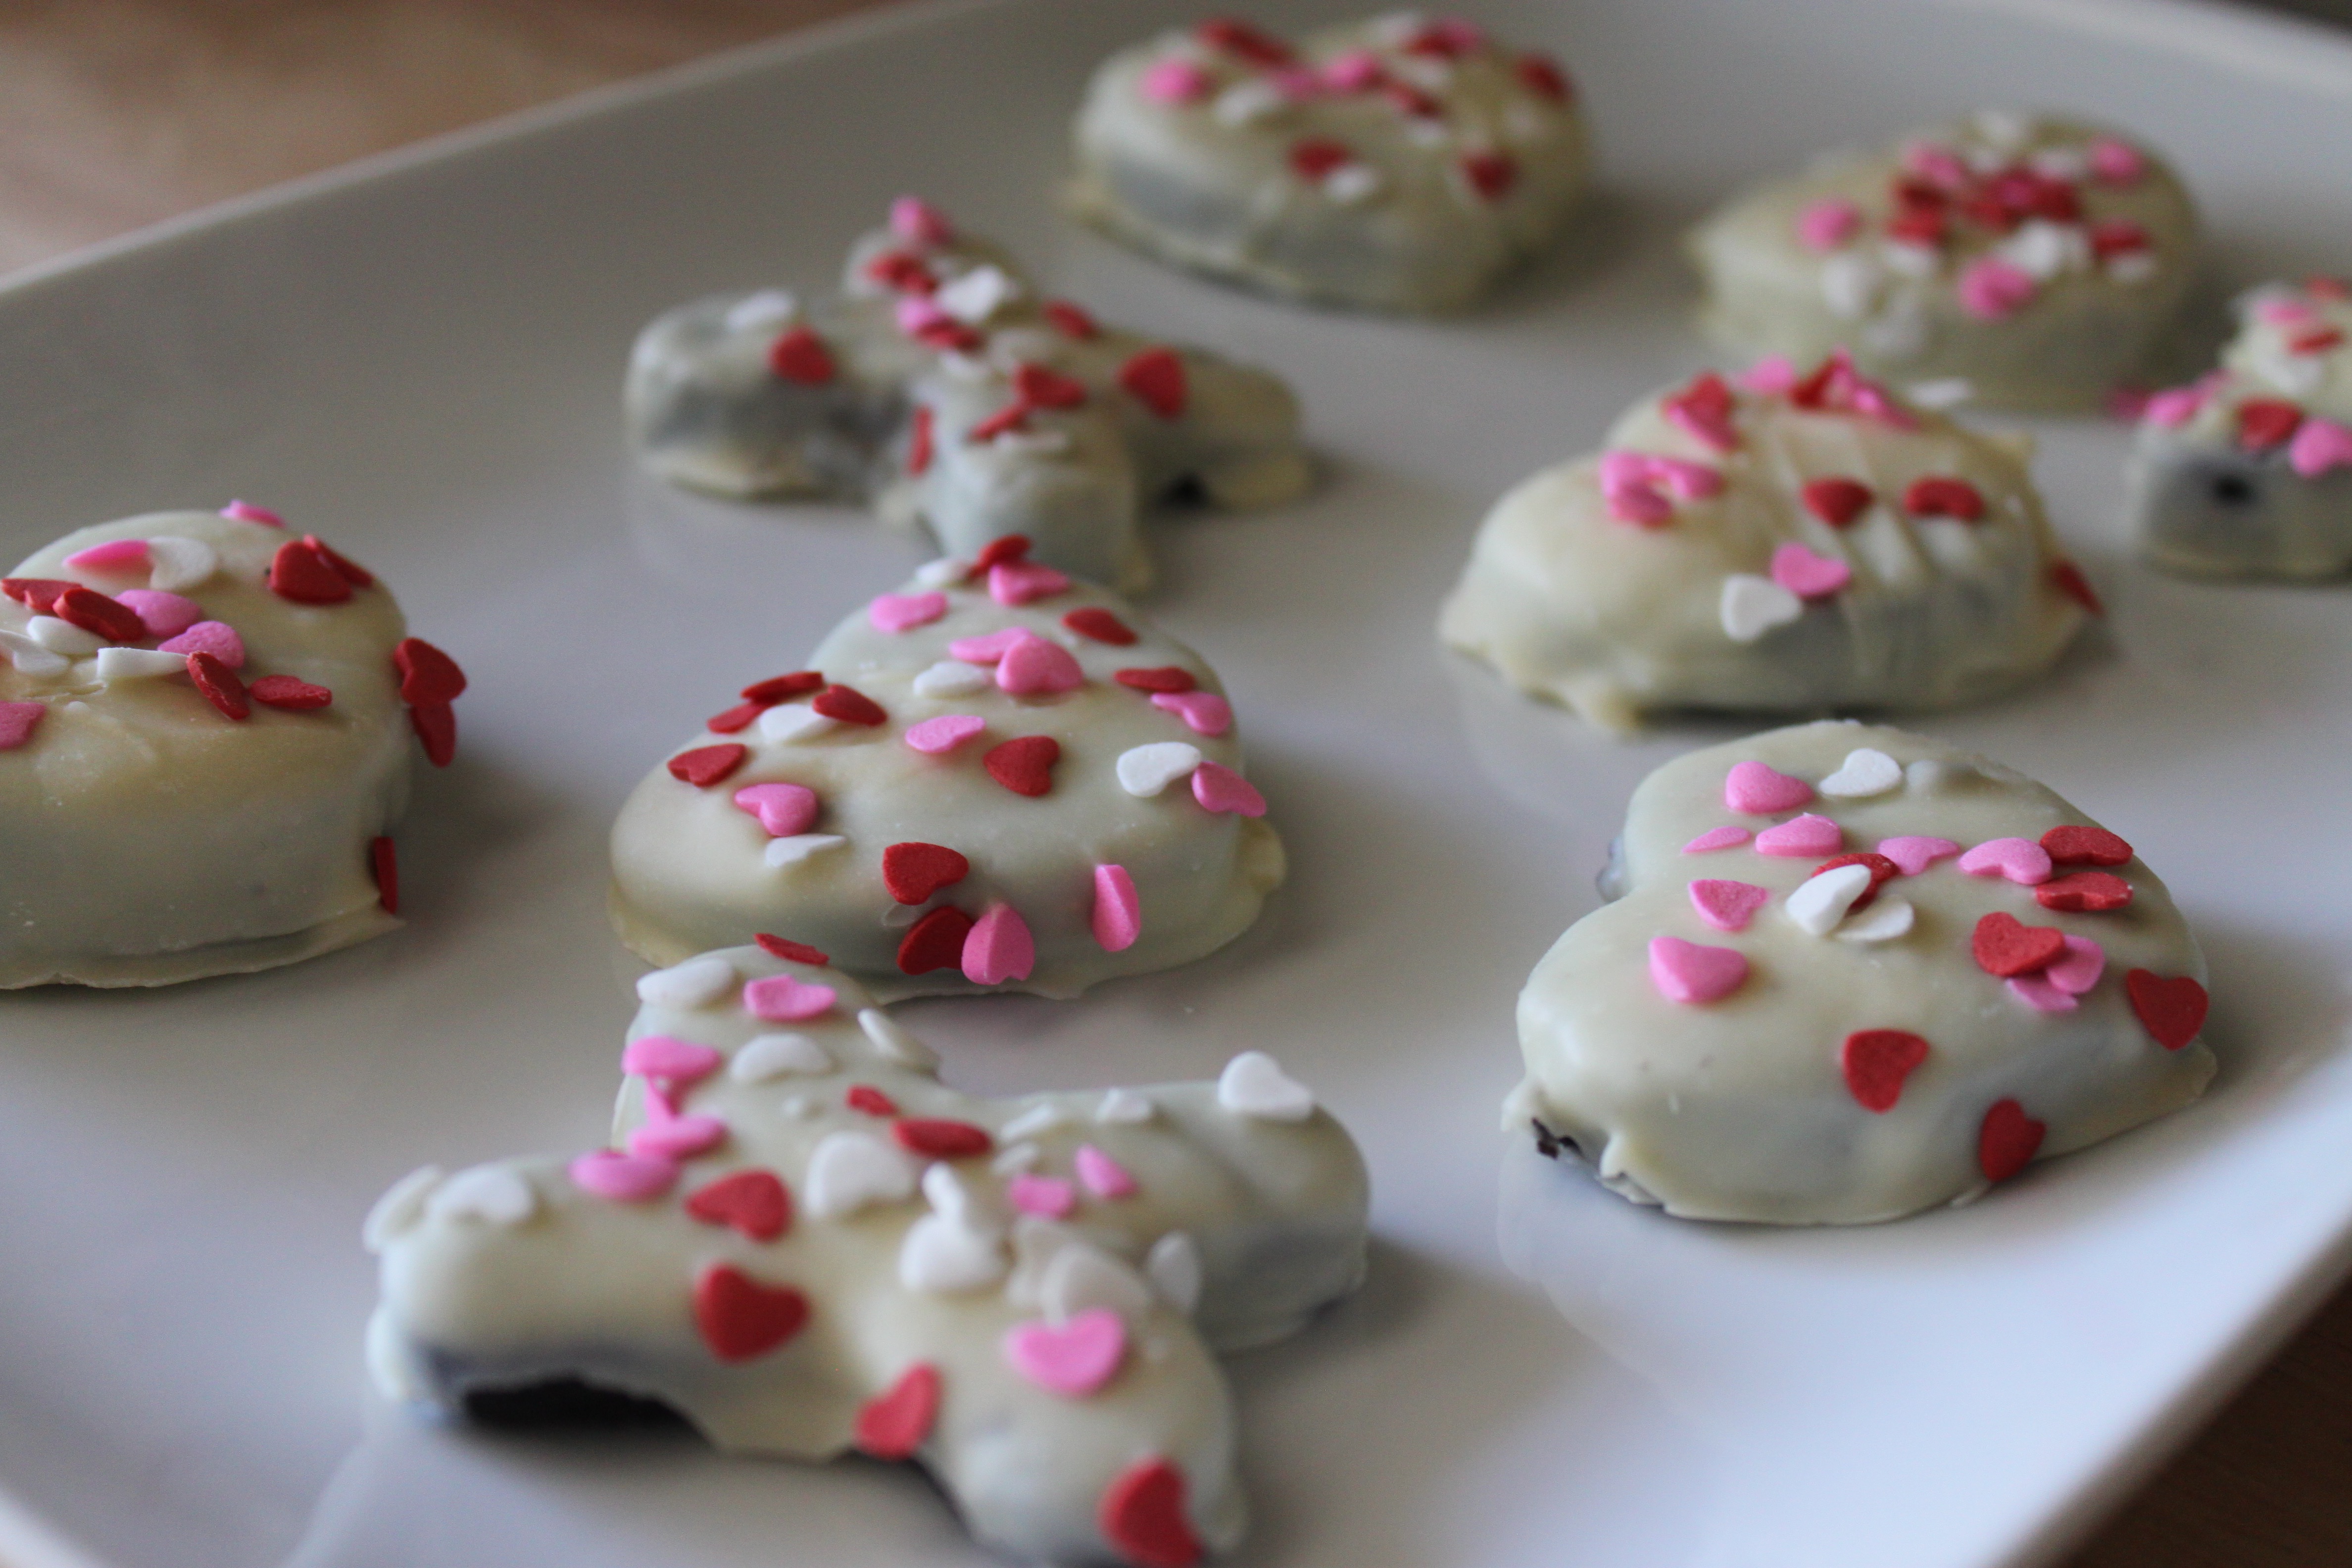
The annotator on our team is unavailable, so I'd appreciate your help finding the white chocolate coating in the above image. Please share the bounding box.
[2127,278,2352,579]
[367,945,1369,1567]
[610,561,1283,1000]
[1503,722,2215,1225]
[1068,13,1590,313]
[0,511,440,988]
[1438,360,2090,731]
[626,202,1310,592]
[1688,111,2198,410]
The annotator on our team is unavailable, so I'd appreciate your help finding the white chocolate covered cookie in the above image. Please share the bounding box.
[1,506,466,988]
[1068,13,1590,312]
[610,541,1282,1000]
[1688,111,2198,410]
[2126,277,2352,579]
[1437,356,2096,731]
[1502,722,2215,1225]
[626,198,1310,592]
[367,942,1369,1568]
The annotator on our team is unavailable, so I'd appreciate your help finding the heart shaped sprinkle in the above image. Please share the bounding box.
[1817,747,1901,798]
[868,591,948,634]
[250,675,333,711]
[1769,542,1853,599]
[1663,371,1740,452]
[1099,1457,1202,1568]
[766,834,846,868]
[158,620,245,668]
[693,1264,810,1362]
[55,586,146,642]
[1958,837,2053,885]
[962,903,1036,985]
[2126,970,2208,1050]
[1092,863,1142,952]
[997,637,1084,695]
[268,538,353,604]
[1681,826,1752,853]
[2,701,49,750]
[1971,912,2067,978]
[2289,415,2352,478]
[1755,814,1842,857]
[393,637,468,704]
[567,1149,678,1202]
[853,1364,940,1461]
[988,561,1073,607]
[409,701,457,767]
[62,538,149,573]
[1151,690,1232,735]
[894,1119,996,1160]
[1723,760,1816,815]
[1218,1051,1315,1121]
[847,1084,901,1118]
[759,704,837,744]
[1118,347,1188,419]
[1063,607,1137,644]
[883,842,970,904]
[114,589,201,640]
[620,1032,723,1090]
[425,1165,538,1227]
[2044,934,2106,995]
[742,974,837,1022]
[984,735,1061,796]
[1190,761,1266,816]
[1003,1307,1126,1397]
[1876,834,1960,876]
[904,714,985,755]
[1688,879,1769,932]
[948,627,1029,664]
[628,1111,727,1160]
[1009,1174,1078,1220]
[1075,1144,1137,1199]
[730,1032,832,1082]
[305,535,374,587]
[768,325,837,385]
[1977,1099,2045,1182]
[812,684,886,726]
[187,652,250,720]
[1718,573,1805,641]
[2006,974,2077,1013]
[1014,362,1089,409]
[221,499,285,527]
[913,659,991,697]
[803,1129,920,1218]
[733,782,820,838]
[668,743,748,788]
[897,906,976,975]
[1841,1029,1930,1113]
[1786,862,1874,936]
[742,670,824,704]
[2040,825,2132,866]
[2036,871,2132,913]
[754,933,828,965]
[1647,936,1749,1005]
[1800,476,1874,527]
[1117,741,1203,797]
[95,647,187,681]
[1115,666,1196,693]
[1903,475,1985,521]
[2050,560,2104,616]
[2236,397,2303,451]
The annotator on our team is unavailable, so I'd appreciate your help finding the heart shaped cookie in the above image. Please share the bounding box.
[1,507,465,987]
[609,544,1282,1000]
[366,942,1369,1567]
[627,199,1310,592]
[1502,721,2214,1224]
[1439,357,2091,731]
[1688,111,2198,410]
[1069,13,1589,311]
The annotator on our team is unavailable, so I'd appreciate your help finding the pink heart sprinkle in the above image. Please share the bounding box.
[1769,542,1852,600]
[628,1111,728,1160]
[2144,383,2211,428]
[1648,936,1750,1006]
[2007,974,2078,1013]
[742,974,837,1022]
[948,627,1030,664]
[890,195,954,247]
[158,620,245,669]
[997,636,1084,695]
[732,782,820,838]
[1142,57,1214,103]
[1008,1173,1077,1219]
[2289,417,2352,479]
[1902,141,1970,188]
[1723,760,1815,815]
[1877,835,1960,876]
[620,1033,723,1084]
[1689,879,1770,932]
[1796,197,1862,252]
[1755,814,1842,857]
[1959,257,2037,321]
[1191,762,1267,817]
[1074,1144,1137,1199]
[896,296,952,335]
[2088,137,2145,184]
[0,702,44,751]
[905,714,985,754]
[2045,934,2106,995]
[1002,1307,1126,1397]
[1091,864,1141,953]
[1682,825,1754,854]
[63,538,149,573]
[1150,690,1231,735]
[115,589,201,640]
[1740,355,1799,394]
[221,500,285,527]
[1957,836,2053,885]
[869,590,948,634]
[568,1149,678,1202]
[962,903,1036,985]
[1321,48,1383,90]
[989,561,1072,606]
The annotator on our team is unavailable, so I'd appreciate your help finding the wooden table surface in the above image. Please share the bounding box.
[3,3,2349,1565]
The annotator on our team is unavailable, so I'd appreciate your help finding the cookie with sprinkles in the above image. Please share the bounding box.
[1688,111,2198,410]
[1503,721,2214,1224]
[2127,277,2352,578]
[365,942,1368,1568]
[1067,12,1591,311]
[626,198,1310,593]
[1,507,464,988]
[609,543,1281,1000]
[1437,356,2091,731]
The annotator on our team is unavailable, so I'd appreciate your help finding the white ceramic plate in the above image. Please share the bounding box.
[6,0,2352,1564]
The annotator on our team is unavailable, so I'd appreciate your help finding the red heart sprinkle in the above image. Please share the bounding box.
[1099,1457,1202,1568]
[907,404,934,476]
[1978,1098,2045,1182]
[1517,53,1571,101]
[812,684,886,726]
[1115,666,1195,694]
[2236,398,2303,451]
[685,1169,792,1241]
[268,539,353,604]
[1118,348,1187,420]
[2040,825,2131,866]
[2035,871,2132,913]
[893,1119,994,1159]
[249,675,333,710]
[1043,300,1098,340]
[854,1363,940,1461]
[707,700,765,734]
[2050,560,2104,616]
[984,735,1060,797]
[2088,219,2149,258]
[1801,477,1875,528]
[187,652,250,720]
[304,535,374,587]
[692,1264,809,1362]
[972,536,1032,572]
[2291,327,2345,355]
[897,906,975,975]
[1289,138,1352,182]
[371,836,398,914]
[1971,912,2066,978]
[1014,362,1088,409]
[409,702,457,767]
[2126,970,2208,1051]
[54,585,146,642]
[1196,16,1293,67]
[742,671,824,704]
[915,319,983,354]
[1809,851,1900,911]
[1063,607,1137,645]
[1904,476,1985,521]
[755,933,829,965]
[846,1084,901,1118]
[393,637,468,704]
[1461,150,1518,200]
[863,250,935,295]
[883,841,970,905]
[1841,1029,1930,1113]
[1,578,76,615]
[969,401,1029,443]
[768,325,837,386]
[668,743,749,788]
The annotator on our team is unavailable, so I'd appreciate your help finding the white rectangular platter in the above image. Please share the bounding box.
[4,0,2352,1565]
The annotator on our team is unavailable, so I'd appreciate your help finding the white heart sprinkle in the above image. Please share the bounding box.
[1212,79,1285,126]
[27,616,103,656]
[1218,1051,1315,1122]
[914,557,965,588]
[94,647,187,682]
[1719,575,1805,643]
[1324,163,1383,205]
[1117,741,1205,798]
[1145,1231,1203,1315]
[425,1165,537,1227]
[758,704,837,743]
[1043,1243,1154,1326]
[1785,863,1875,936]
[923,1162,1007,1235]
[1817,747,1903,799]
[898,1213,1008,1294]
[144,535,219,591]
[803,1130,920,1219]
[913,659,991,698]
[860,1007,938,1070]
[730,1031,831,1082]
[934,263,1021,324]
[1096,1088,1155,1125]
[723,288,798,332]
[0,630,70,679]
[992,1140,1042,1176]
[1835,896,1916,943]
[765,833,847,868]
[635,955,737,1009]
[1000,1103,1072,1141]
[361,1165,443,1253]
